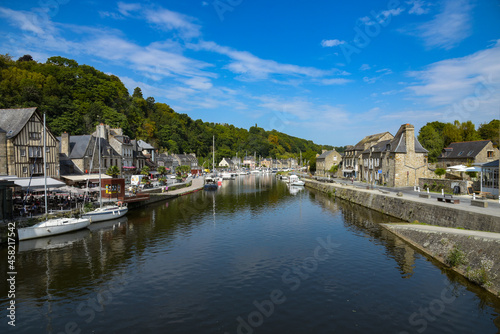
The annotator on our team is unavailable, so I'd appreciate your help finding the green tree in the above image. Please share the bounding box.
[478,120,500,144]
[106,165,120,178]
[434,168,446,177]
[418,122,445,162]
[157,166,167,176]
[140,166,150,176]
[459,120,481,142]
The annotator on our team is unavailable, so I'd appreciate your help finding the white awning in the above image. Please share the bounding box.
[61,174,112,182]
[8,177,66,190]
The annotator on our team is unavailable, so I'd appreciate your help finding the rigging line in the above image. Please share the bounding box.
[83,134,99,205]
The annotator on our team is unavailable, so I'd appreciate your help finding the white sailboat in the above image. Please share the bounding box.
[82,126,128,222]
[18,114,90,241]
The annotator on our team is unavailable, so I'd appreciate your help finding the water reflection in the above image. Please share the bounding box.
[1,175,499,333]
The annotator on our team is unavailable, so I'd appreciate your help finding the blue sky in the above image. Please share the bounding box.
[1,0,499,146]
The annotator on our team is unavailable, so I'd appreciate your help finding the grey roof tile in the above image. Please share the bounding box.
[0,107,38,138]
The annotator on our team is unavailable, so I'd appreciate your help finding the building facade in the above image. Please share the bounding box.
[343,132,394,179]
[437,140,499,167]
[316,150,342,177]
[0,108,60,178]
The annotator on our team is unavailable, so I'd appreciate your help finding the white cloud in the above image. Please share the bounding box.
[407,0,431,15]
[0,7,55,35]
[407,40,500,119]
[359,64,371,71]
[363,68,393,84]
[317,78,353,85]
[321,39,345,47]
[117,2,142,16]
[415,0,472,50]
[359,7,404,26]
[192,41,334,81]
[143,7,201,39]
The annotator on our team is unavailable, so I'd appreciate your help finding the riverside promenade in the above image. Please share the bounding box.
[303,177,500,232]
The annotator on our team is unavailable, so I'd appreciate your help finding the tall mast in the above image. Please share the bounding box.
[98,125,102,208]
[43,113,48,217]
[212,135,215,172]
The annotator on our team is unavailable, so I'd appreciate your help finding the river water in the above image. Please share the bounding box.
[1,174,500,333]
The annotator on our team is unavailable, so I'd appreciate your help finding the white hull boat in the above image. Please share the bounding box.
[82,204,128,222]
[18,217,91,241]
[289,175,305,186]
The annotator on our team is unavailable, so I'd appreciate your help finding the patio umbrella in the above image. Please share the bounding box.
[58,185,86,194]
[446,165,468,172]
[82,186,105,192]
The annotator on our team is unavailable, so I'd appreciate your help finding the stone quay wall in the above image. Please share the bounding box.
[304,179,500,233]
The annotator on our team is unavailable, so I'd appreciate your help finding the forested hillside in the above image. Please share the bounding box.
[0,54,340,164]
[418,120,499,162]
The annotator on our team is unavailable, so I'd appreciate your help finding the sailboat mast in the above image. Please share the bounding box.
[98,125,102,208]
[212,135,215,172]
[43,113,48,216]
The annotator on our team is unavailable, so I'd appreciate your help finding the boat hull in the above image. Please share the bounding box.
[82,207,128,223]
[18,218,91,241]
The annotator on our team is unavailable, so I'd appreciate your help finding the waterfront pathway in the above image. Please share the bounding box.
[303,175,500,216]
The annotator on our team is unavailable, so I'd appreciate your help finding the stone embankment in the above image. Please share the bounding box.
[304,179,499,232]
[304,179,500,298]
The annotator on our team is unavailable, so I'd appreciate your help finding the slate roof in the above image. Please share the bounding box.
[353,132,392,150]
[317,150,337,160]
[57,135,119,159]
[438,141,492,159]
[361,139,392,154]
[388,126,428,154]
[0,108,38,138]
[58,135,92,159]
[482,159,499,168]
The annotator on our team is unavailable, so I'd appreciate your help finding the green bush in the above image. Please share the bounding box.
[446,245,467,267]
[434,168,446,177]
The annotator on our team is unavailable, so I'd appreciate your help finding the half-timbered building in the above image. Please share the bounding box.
[0,108,60,178]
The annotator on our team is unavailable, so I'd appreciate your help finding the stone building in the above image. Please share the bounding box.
[437,140,499,167]
[359,124,429,187]
[0,108,60,178]
[58,133,121,176]
[316,150,342,177]
[343,132,394,179]
[173,153,199,169]
[95,124,134,174]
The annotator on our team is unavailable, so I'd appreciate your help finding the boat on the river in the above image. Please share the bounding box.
[204,176,218,190]
[81,127,128,223]
[18,217,90,241]
[289,175,305,186]
[82,202,128,222]
[18,113,90,241]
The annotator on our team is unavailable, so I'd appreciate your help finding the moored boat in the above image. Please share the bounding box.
[82,202,128,222]
[18,216,90,241]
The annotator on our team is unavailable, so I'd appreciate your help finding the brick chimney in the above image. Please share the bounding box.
[404,123,415,153]
[61,132,70,157]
